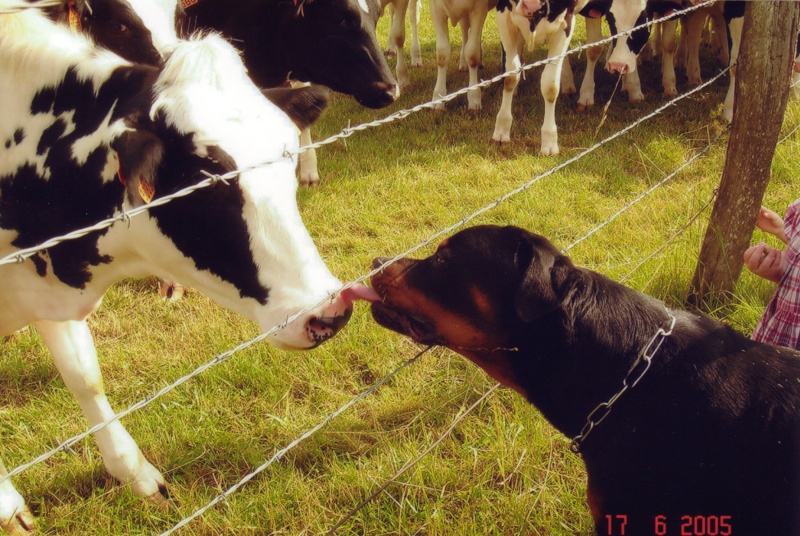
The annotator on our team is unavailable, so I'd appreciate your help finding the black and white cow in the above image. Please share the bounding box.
[57,0,397,185]
[180,0,398,108]
[0,5,374,533]
[429,0,497,111]
[723,2,800,122]
[567,0,651,109]
[494,0,589,155]
[180,0,398,185]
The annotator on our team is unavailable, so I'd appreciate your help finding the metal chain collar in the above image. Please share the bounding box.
[569,307,677,454]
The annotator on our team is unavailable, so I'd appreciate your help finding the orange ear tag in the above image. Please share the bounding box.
[67,1,82,31]
[138,182,155,204]
[181,0,199,8]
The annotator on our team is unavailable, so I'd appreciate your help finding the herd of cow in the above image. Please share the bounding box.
[0,0,797,533]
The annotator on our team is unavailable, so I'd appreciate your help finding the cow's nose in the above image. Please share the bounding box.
[306,308,353,346]
[607,62,629,74]
[358,83,398,109]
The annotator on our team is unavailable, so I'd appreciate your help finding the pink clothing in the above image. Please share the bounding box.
[753,199,800,350]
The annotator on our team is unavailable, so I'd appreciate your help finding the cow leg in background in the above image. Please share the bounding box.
[660,18,678,97]
[0,458,34,535]
[34,320,168,505]
[410,0,422,66]
[430,2,451,110]
[578,17,604,110]
[723,15,743,122]
[298,126,320,186]
[387,0,412,90]
[560,54,576,95]
[492,13,523,142]
[622,70,644,102]
[539,19,573,155]
[464,9,489,109]
[683,9,707,86]
[458,18,470,71]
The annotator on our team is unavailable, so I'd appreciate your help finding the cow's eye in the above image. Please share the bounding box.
[110,22,129,34]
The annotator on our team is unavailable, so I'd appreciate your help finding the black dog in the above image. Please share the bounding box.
[370,225,800,536]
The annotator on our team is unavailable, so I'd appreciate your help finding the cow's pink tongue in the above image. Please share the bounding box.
[339,284,380,306]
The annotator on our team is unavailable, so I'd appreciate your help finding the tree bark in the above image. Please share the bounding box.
[688,0,799,309]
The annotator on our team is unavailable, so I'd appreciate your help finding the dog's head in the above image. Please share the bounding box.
[370,225,575,393]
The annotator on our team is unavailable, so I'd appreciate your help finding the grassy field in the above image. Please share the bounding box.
[1,9,799,536]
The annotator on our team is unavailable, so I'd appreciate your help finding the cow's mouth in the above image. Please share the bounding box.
[370,302,444,346]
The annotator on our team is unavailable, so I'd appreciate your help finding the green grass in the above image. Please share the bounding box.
[2,12,799,536]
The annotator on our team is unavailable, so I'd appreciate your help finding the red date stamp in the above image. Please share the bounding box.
[604,514,733,535]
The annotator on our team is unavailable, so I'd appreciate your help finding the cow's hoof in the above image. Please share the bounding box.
[1,508,35,535]
[490,136,510,145]
[300,177,320,187]
[628,92,645,103]
[384,48,396,58]
[663,88,678,99]
[561,85,577,96]
[576,102,593,112]
[411,56,422,67]
[540,144,560,156]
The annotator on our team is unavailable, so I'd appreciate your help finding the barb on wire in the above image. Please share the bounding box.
[0,0,718,269]
[156,101,733,534]
[0,65,729,490]
[156,346,434,536]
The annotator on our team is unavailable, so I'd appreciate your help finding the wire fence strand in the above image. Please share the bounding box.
[0,0,718,269]
[0,66,729,490]
[157,118,733,534]
[318,188,724,534]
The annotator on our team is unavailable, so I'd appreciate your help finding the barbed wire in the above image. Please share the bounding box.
[563,126,729,253]
[318,189,725,535]
[322,384,502,535]
[0,0,718,268]
[157,345,434,536]
[0,65,729,489]
[156,114,733,534]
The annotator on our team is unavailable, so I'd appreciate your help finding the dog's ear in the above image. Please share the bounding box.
[514,235,573,323]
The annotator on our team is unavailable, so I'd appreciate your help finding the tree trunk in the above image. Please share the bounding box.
[688,0,799,309]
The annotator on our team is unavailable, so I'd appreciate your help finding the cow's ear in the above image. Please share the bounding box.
[514,236,573,323]
[112,127,164,207]
[261,86,330,130]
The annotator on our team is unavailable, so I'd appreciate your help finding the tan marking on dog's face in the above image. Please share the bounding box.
[470,285,496,320]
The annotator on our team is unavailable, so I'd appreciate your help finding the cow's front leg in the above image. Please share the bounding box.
[465,9,488,110]
[539,22,574,155]
[623,70,644,102]
[431,3,451,110]
[34,320,168,505]
[0,458,35,535]
[298,126,320,186]
[409,0,422,66]
[660,18,678,98]
[389,0,411,90]
[492,14,521,143]
[578,17,603,110]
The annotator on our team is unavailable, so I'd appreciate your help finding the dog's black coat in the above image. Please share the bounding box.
[370,225,800,536]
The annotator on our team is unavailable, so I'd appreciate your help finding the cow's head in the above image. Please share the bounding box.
[63,0,180,65]
[266,0,398,108]
[108,36,361,349]
[603,0,650,75]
